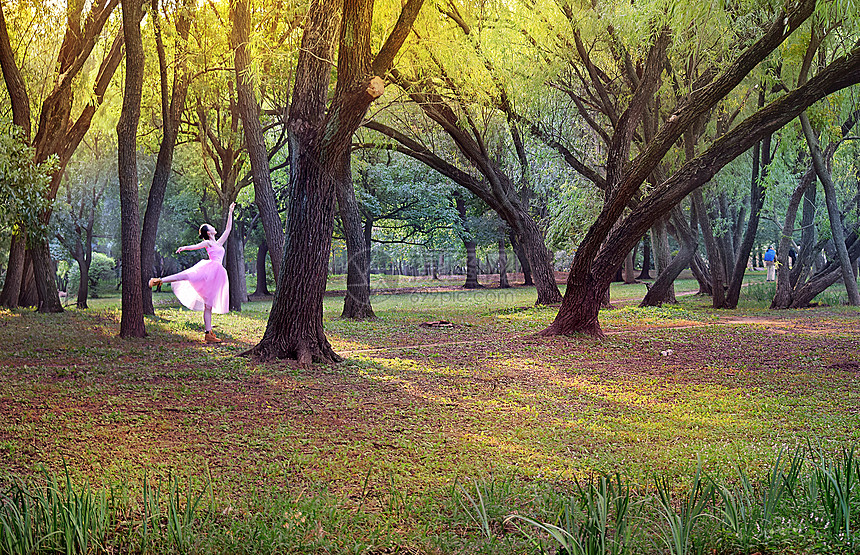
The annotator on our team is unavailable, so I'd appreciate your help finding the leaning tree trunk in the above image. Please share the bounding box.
[690,253,713,295]
[512,212,562,304]
[800,112,860,305]
[337,153,375,319]
[641,208,697,307]
[498,238,510,288]
[116,0,146,338]
[790,234,860,307]
[0,233,25,308]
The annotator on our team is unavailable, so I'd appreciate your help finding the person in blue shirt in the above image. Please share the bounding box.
[764,246,776,282]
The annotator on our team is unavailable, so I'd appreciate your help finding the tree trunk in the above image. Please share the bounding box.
[637,238,652,279]
[30,239,63,313]
[245,0,424,363]
[456,194,482,289]
[641,208,696,307]
[693,190,726,307]
[623,249,636,284]
[338,154,375,319]
[790,234,860,307]
[498,238,510,288]
[116,0,146,338]
[231,0,284,279]
[800,112,860,305]
[0,233,25,308]
[772,165,815,308]
[649,216,676,303]
[252,238,270,297]
[141,0,193,315]
[510,231,533,285]
[539,272,609,337]
[725,130,770,308]
[513,213,561,303]
[225,211,246,312]
[690,253,713,295]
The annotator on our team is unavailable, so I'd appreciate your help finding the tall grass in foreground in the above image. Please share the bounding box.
[2,446,859,554]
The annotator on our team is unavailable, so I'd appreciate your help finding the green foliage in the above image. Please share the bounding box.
[0,121,56,240]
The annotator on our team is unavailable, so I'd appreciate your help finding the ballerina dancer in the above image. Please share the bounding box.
[149,203,235,343]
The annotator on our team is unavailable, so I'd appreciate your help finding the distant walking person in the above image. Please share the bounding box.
[149,203,236,343]
[764,245,777,282]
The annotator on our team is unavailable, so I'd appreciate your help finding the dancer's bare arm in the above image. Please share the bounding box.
[216,203,237,247]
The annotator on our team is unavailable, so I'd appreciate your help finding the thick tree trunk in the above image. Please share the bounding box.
[0,233,25,308]
[252,238,270,296]
[338,154,375,319]
[31,239,62,313]
[117,0,146,338]
[246,0,423,363]
[540,272,609,337]
[231,0,284,278]
[247,149,342,364]
[498,238,510,288]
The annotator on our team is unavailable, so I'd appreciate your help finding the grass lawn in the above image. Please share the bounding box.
[1,274,859,553]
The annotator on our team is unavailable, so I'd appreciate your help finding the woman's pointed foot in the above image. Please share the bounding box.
[204,331,222,344]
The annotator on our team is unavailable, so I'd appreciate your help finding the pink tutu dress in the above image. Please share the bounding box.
[170,243,229,314]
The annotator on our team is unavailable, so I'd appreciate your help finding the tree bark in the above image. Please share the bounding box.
[251,238,270,296]
[772,165,816,308]
[456,195,482,289]
[117,0,146,338]
[246,0,424,363]
[725,126,770,308]
[141,0,193,315]
[649,216,676,303]
[0,233,25,308]
[498,238,510,288]
[225,213,246,311]
[790,234,860,307]
[338,153,375,318]
[623,249,636,284]
[510,231,533,285]
[231,0,284,279]
[637,238,652,279]
[641,208,696,307]
[799,113,860,305]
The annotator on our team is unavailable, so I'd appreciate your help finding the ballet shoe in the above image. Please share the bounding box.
[148,278,163,288]
[204,331,222,344]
